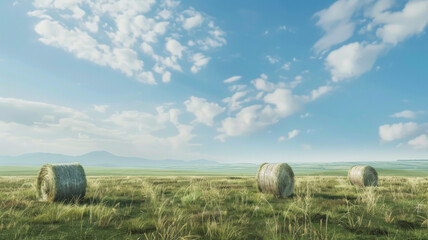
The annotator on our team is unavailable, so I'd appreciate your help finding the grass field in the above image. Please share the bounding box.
[1,165,428,177]
[1,175,427,239]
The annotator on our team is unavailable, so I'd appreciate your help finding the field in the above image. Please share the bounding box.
[1,175,427,239]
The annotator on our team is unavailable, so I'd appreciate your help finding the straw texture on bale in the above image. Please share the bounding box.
[256,163,294,197]
[348,165,378,187]
[36,163,87,202]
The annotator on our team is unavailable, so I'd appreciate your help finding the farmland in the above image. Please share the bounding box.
[1,175,427,239]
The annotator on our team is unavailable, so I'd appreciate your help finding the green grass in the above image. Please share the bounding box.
[1,165,427,177]
[0,175,427,239]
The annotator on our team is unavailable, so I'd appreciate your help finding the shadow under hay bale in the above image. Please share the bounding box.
[36,163,87,202]
[348,165,378,187]
[256,163,294,197]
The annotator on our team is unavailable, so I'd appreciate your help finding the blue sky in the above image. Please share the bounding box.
[1,0,428,163]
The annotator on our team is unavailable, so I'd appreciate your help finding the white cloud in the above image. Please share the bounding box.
[310,85,333,100]
[182,10,204,30]
[228,84,246,92]
[391,110,417,119]
[278,136,286,142]
[288,75,302,89]
[266,55,279,64]
[300,112,311,118]
[184,96,225,126]
[278,25,287,31]
[378,122,423,142]
[0,97,85,126]
[197,27,227,50]
[224,76,242,84]
[35,19,144,77]
[158,9,172,20]
[251,74,276,92]
[374,0,428,45]
[313,0,362,53]
[264,88,303,118]
[282,62,291,70]
[85,15,99,33]
[316,0,428,83]
[190,53,210,73]
[107,107,169,133]
[408,134,428,149]
[216,72,332,141]
[162,71,171,83]
[288,129,300,140]
[27,10,52,19]
[223,91,249,112]
[141,42,154,56]
[165,38,185,58]
[29,0,226,85]
[326,42,385,82]
[93,105,109,113]
[217,91,304,140]
[216,105,270,139]
[137,71,156,85]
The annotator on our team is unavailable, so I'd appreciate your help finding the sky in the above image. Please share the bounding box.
[1,0,428,163]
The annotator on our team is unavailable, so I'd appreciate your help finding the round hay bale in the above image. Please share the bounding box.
[348,165,378,187]
[36,163,87,202]
[256,163,294,197]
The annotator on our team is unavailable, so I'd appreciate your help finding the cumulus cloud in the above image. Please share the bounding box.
[378,122,426,142]
[0,97,85,126]
[0,96,202,159]
[107,107,171,133]
[391,110,417,119]
[251,74,277,92]
[408,134,428,149]
[279,129,300,142]
[317,0,428,82]
[166,38,185,58]
[288,129,300,140]
[137,71,156,85]
[374,0,428,45]
[162,71,171,83]
[310,85,333,100]
[190,53,210,73]
[182,9,204,30]
[326,42,385,82]
[184,96,225,126]
[313,0,363,53]
[29,0,226,84]
[216,105,269,141]
[223,91,249,113]
[35,19,143,77]
[93,105,109,113]
[216,71,333,141]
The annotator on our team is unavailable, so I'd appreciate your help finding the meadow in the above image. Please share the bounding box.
[0,174,427,239]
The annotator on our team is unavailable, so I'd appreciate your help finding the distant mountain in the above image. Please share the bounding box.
[0,151,222,169]
[397,159,428,162]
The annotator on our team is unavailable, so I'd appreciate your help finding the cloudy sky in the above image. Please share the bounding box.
[1,0,428,163]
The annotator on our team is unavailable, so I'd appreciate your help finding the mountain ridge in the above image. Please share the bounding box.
[0,151,222,168]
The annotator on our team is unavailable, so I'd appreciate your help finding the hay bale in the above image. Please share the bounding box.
[36,163,87,202]
[256,163,294,197]
[348,165,378,187]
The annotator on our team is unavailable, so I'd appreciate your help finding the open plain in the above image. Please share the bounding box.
[1,174,427,239]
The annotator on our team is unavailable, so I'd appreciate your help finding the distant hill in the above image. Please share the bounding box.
[0,151,427,175]
[0,151,223,169]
